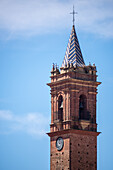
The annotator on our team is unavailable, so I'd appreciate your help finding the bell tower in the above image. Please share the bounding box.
[47,23,101,170]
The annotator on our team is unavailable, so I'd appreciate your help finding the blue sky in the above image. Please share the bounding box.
[0,0,113,170]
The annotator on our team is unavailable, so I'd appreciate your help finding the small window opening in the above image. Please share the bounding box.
[58,95,63,121]
[79,95,89,120]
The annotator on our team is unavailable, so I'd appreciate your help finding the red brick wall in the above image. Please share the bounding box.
[50,131,97,170]
[50,134,70,170]
[48,66,100,170]
[70,133,97,170]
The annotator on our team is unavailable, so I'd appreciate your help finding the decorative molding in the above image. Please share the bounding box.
[79,120,90,130]
[70,89,79,92]
[47,129,101,137]
[88,92,97,94]
[49,82,98,88]
[47,78,101,87]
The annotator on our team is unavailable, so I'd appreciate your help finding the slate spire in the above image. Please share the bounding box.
[62,25,85,67]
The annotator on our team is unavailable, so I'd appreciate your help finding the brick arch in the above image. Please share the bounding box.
[74,91,88,119]
[57,91,64,122]
[78,93,90,120]
[78,91,88,99]
[57,91,65,99]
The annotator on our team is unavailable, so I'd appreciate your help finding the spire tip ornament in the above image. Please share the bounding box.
[70,5,78,25]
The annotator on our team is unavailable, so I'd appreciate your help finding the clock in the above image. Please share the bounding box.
[56,137,64,151]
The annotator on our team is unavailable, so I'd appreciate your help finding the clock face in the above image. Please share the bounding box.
[56,137,64,151]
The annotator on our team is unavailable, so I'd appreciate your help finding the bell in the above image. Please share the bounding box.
[80,102,83,109]
[60,101,63,109]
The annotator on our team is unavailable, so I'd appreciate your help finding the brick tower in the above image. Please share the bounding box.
[47,23,101,170]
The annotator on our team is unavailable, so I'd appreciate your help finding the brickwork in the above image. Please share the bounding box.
[48,67,100,132]
[70,133,97,170]
[50,134,70,170]
[48,130,99,170]
[47,63,101,169]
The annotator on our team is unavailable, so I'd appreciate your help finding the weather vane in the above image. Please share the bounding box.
[70,5,78,25]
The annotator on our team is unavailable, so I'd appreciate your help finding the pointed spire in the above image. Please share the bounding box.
[62,25,85,67]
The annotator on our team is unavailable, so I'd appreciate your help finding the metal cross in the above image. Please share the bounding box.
[70,5,77,25]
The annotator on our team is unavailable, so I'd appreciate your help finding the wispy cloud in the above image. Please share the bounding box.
[0,110,50,137]
[0,0,113,39]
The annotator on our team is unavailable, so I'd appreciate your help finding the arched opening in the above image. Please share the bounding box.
[79,95,88,120]
[58,95,63,121]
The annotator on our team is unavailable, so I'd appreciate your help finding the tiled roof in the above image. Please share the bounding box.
[62,25,85,67]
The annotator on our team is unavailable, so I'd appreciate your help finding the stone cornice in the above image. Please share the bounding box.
[47,129,101,137]
[47,78,101,88]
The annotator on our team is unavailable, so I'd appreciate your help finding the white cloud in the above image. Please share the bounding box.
[0,110,50,137]
[0,0,113,38]
[0,110,13,120]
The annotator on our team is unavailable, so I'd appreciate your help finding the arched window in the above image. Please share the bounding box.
[58,95,63,121]
[79,95,88,120]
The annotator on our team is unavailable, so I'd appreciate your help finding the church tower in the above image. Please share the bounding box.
[47,13,101,170]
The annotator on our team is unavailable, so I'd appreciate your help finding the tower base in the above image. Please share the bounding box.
[47,129,100,170]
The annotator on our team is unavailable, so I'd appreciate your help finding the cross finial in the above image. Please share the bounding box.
[70,5,77,25]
